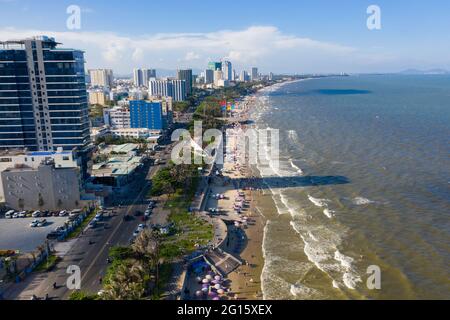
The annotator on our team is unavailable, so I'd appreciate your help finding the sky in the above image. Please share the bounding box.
[1,0,450,75]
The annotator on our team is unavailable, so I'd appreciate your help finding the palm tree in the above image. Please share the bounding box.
[102,262,145,300]
[131,229,162,292]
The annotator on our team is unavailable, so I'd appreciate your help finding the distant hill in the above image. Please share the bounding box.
[399,68,450,75]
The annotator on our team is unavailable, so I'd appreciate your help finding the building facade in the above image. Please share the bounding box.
[251,67,259,81]
[89,69,113,88]
[176,69,193,95]
[208,61,222,71]
[129,100,164,130]
[0,36,91,152]
[221,60,232,81]
[103,106,130,129]
[1,161,81,211]
[148,79,186,102]
[133,68,156,87]
[204,69,214,84]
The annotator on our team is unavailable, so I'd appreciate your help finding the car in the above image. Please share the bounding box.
[46,232,61,240]
[144,210,151,217]
[12,212,20,218]
[37,219,47,227]
[137,224,146,231]
[4,210,14,219]
[32,210,41,218]
[54,226,65,233]
[30,219,39,228]
[59,210,68,217]
[18,211,27,218]
[132,230,140,237]
[52,211,59,217]
[94,212,103,220]
[89,220,97,228]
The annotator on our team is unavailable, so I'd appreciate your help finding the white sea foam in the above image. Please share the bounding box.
[308,195,330,207]
[343,272,362,290]
[290,284,317,297]
[323,208,335,219]
[353,197,375,205]
[334,250,354,269]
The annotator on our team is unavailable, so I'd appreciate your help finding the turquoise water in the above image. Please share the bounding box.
[254,75,450,299]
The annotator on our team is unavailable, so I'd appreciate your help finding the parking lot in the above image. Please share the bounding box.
[0,217,68,252]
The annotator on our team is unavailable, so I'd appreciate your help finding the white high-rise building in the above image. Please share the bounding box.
[133,68,156,87]
[240,70,249,82]
[221,60,232,81]
[148,79,186,101]
[214,70,223,86]
[172,80,187,102]
[89,69,114,88]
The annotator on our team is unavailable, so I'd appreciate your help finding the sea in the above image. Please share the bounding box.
[251,74,450,299]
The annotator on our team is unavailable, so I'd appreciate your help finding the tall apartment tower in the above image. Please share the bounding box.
[0,36,90,152]
[204,69,214,84]
[251,67,259,81]
[133,68,156,87]
[89,68,114,88]
[176,69,192,95]
[221,60,232,81]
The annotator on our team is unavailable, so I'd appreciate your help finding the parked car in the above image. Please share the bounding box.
[137,224,146,231]
[18,211,27,218]
[59,210,68,217]
[89,220,97,228]
[32,210,41,218]
[4,210,14,219]
[37,219,47,227]
[30,219,39,228]
[144,210,151,217]
[12,212,20,218]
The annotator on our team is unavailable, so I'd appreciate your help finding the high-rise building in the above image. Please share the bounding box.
[176,69,192,95]
[0,36,90,152]
[133,68,156,87]
[208,61,222,71]
[251,67,259,81]
[204,69,214,84]
[89,90,110,106]
[221,60,232,81]
[129,100,164,130]
[172,80,187,102]
[269,72,274,81]
[103,106,130,129]
[214,70,223,86]
[239,70,249,82]
[148,79,186,101]
[89,68,114,88]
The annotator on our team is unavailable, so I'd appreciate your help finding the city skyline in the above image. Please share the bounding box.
[1,0,450,74]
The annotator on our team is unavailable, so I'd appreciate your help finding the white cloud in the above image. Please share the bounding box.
[0,25,397,73]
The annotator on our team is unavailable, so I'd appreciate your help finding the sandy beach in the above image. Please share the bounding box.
[202,94,268,300]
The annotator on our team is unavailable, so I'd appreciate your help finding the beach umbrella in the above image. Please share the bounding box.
[201,287,209,293]
[217,289,225,295]
[214,275,222,281]
[202,283,209,289]
[214,284,221,290]
[202,278,210,284]
[213,297,220,300]
[211,280,219,285]
[195,291,202,297]
[205,274,212,280]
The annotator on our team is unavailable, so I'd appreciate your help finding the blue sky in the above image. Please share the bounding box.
[1,0,450,74]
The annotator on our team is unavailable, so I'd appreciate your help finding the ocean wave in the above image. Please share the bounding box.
[290,284,318,297]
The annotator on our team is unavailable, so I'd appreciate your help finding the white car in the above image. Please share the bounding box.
[32,210,41,218]
[137,224,146,231]
[4,210,14,219]
[18,211,27,218]
[37,219,47,227]
[30,219,39,227]
[12,212,20,218]
[59,210,67,217]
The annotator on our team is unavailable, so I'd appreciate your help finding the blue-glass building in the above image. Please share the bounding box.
[0,36,90,151]
[129,100,164,130]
